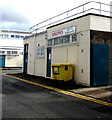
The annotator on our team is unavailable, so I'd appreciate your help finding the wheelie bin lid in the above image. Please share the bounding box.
[51,63,74,67]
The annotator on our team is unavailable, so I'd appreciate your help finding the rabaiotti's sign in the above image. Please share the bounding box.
[52,26,76,38]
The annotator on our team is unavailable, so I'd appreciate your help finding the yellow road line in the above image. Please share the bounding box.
[4,74,112,107]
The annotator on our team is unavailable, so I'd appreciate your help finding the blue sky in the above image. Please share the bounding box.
[0,0,111,31]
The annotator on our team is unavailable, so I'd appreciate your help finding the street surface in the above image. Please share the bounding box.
[1,70,112,118]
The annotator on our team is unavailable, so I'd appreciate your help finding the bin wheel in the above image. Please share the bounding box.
[58,80,64,84]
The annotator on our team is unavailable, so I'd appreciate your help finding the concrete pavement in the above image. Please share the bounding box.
[0,67,22,70]
[70,85,112,102]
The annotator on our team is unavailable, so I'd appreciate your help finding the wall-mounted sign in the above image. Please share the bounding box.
[52,26,76,38]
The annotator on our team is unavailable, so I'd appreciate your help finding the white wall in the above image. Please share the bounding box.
[24,36,35,75]
[110,2,112,32]
[50,31,90,86]
[90,15,112,32]
[48,15,91,86]
[5,55,23,67]
[0,38,23,47]
[35,32,46,77]
[35,58,46,77]
[76,30,90,86]
[24,32,47,77]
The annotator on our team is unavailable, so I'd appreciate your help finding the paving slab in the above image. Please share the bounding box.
[70,85,112,102]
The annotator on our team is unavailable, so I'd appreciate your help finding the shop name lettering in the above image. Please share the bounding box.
[52,26,75,37]
[52,31,63,37]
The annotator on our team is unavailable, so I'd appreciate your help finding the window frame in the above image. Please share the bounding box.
[36,46,45,58]
[47,33,77,47]
[12,51,18,55]
[0,51,5,55]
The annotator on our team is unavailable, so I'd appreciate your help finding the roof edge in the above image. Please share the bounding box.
[24,30,47,39]
[47,13,112,29]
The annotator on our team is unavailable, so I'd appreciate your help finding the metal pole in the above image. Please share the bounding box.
[100,2,101,15]
[49,18,51,25]
[83,5,84,15]
[67,12,68,18]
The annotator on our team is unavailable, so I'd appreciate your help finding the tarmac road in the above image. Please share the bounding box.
[2,74,112,119]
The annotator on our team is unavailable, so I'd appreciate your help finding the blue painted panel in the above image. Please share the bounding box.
[92,44,109,86]
[23,44,28,73]
[24,53,28,73]
[0,55,5,67]
[47,48,51,77]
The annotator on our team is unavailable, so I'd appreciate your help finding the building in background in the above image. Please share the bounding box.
[0,30,30,68]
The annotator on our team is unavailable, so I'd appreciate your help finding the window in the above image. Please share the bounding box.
[20,52,23,55]
[63,35,70,44]
[0,34,9,38]
[72,34,77,42]
[0,51,5,54]
[7,51,11,55]
[48,39,52,46]
[11,35,14,38]
[59,37,63,44]
[48,33,77,47]
[15,35,20,38]
[4,34,9,38]
[12,51,18,55]
[24,44,28,53]
[54,38,59,45]
[36,46,45,57]
[0,34,3,38]
[20,36,24,38]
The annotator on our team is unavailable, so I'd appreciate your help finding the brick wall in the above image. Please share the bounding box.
[90,30,112,84]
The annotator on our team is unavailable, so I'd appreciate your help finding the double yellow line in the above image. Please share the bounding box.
[4,74,112,107]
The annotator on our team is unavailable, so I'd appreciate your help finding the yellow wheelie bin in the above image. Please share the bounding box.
[51,63,74,81]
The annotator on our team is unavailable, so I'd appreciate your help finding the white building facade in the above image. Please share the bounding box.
[24,1,112,86]
[0,30,30,67]
[24,14,112,86]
